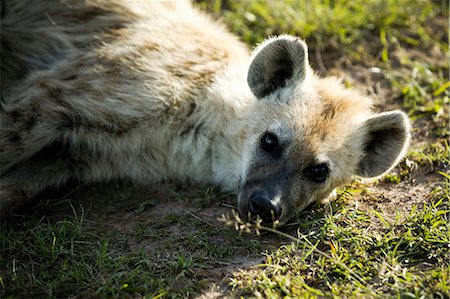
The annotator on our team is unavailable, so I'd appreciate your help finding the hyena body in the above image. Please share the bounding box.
[0,0,409,224]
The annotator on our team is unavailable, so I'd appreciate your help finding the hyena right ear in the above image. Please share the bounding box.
[247,35,309,100]
[356,111,410,178]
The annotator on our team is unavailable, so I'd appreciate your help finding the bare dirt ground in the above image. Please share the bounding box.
[32,167,445,297]
[36,181,279,295]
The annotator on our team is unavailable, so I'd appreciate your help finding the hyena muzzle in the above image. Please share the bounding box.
[0,0,410,225]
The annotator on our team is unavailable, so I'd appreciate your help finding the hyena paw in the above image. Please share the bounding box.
[0,181,30,217]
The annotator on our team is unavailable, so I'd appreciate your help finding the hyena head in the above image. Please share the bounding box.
[237,35,410,225]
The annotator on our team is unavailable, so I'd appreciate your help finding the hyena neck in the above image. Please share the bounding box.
[207,61,257,191]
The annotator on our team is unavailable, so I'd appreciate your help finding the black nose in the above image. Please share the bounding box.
[248,192,282,223]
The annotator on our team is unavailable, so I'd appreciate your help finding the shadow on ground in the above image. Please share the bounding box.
[3,181,300,297]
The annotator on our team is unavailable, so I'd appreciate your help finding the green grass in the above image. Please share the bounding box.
[201,0,449,124]
[200,0,446,56]
[2,0,449,298]
[1,201,262,298]
[229,177,450,298]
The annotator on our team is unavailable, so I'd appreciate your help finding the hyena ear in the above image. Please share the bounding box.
[247,35,309,100]
[356,110,410,178]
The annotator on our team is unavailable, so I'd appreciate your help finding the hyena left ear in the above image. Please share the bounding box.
[356,110,410,178]
[247,35,309,100]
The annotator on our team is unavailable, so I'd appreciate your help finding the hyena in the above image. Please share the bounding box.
[0,0,410,225]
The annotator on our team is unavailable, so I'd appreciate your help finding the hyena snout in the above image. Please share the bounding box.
[248,190,282,223]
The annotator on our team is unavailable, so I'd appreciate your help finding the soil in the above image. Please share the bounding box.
[37,181,280,296]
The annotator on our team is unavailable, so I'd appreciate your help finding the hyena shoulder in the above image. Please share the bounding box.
[0,1,250,216]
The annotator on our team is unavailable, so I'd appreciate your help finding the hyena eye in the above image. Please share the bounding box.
[305,163,329,183]
[260,131,279,154]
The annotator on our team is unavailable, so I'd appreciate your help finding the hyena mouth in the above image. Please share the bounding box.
[248,191,282,223]
[238,186,284,224]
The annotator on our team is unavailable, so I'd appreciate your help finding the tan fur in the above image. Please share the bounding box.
[0,0,410,224]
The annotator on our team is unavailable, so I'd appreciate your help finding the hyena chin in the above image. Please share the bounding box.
[1,1,410,225]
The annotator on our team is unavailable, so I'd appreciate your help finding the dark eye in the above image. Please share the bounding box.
[305,163,329,183]
[260,131,279,153]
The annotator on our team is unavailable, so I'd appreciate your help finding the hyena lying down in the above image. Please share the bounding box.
[1,0,410,224]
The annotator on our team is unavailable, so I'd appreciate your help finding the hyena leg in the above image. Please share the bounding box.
[1,104,76,215]
[0,141,75,217]
[1,82,80,216]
